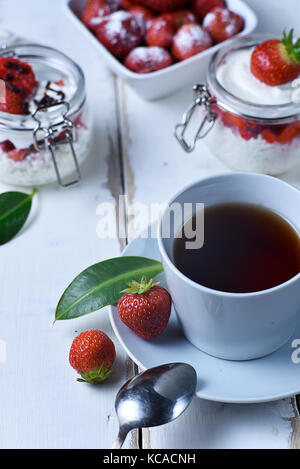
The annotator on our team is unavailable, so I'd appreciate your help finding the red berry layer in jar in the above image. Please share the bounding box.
[214,106,300,145]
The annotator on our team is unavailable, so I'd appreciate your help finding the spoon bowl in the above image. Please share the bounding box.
[113,363,197,449]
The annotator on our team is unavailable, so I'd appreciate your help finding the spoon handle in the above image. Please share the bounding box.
[112,428,129,449]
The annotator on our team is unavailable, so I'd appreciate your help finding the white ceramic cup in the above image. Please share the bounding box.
[158,173,300,360]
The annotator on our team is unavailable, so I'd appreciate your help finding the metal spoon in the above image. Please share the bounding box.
[112,362,197,449]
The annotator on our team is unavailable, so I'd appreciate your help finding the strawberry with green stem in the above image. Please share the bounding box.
[69,329,116,384]
[117,276,172,340]
[251,29,300,86]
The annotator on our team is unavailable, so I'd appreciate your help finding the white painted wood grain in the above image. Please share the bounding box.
[119,0,300,449]
[0,0,136,449]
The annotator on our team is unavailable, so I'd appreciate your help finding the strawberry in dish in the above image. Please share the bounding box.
[82,0,120,32]
[80,0,246,73]
[125,46,173,73]
[146,17,176,48]
[132,0,189,13]
[192,0,227,22]
[128,5,155,33]
[203,7,244,43]
[96,11,143,58]
[172,24,212,60]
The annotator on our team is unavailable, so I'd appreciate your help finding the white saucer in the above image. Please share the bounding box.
[109,229,300,403]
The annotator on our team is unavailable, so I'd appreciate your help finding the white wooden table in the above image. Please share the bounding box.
[0,0,300,449]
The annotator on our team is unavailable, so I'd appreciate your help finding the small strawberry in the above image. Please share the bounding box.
[132,0,189,13]
[172,23,213,60]
[146,17,175,48]
[8,148,31,162]
[82,0,120,31]
[129,5,155,32]
[251,29,300,86]
[192,0,226,21]
[117,276,172,340]
[162,10,196,30]
[124,46,173,73]
[203,7,244,43]
[96,11,143,58]
[69,329,116,384]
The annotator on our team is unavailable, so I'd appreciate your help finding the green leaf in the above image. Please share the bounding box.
[55,256,164,321]
[0,189,36,245]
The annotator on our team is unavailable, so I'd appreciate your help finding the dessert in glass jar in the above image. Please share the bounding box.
[0,44,92,186]
[175,32,300,175]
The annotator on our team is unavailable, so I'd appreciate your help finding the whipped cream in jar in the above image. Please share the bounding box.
[175,34,300,175]
[0,44,92,186]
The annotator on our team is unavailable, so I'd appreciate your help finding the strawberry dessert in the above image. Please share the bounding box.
[201,31,300,174]
[81,0,245,74]
[0,46,91,186]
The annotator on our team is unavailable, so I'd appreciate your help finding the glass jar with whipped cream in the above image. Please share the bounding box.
[175,34,300,175]
[0,44,92,186]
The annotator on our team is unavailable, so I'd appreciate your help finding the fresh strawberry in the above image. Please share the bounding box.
[117,277,172,339]
[129,5,155,32]
[277,121,300,144]
[96,11,143,58]
[82,0,120,31]
[172,24,213,60]
[125,46,173,72]
[146,17,175,48]
[132,0,189,13]
[203,7,244,43]
[69,329,116,384]
[192,0,226,21]
[162,10,196,30]
[251,30,300,86]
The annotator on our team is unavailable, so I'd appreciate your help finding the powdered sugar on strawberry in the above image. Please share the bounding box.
[102,11,138,44]
[175,24,211,51]
[125,46,173,73]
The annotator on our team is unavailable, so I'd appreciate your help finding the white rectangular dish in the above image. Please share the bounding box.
[65,0,257,100]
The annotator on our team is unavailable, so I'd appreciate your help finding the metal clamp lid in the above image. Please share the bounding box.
[32,102,81,187]
[175,84,217,153]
